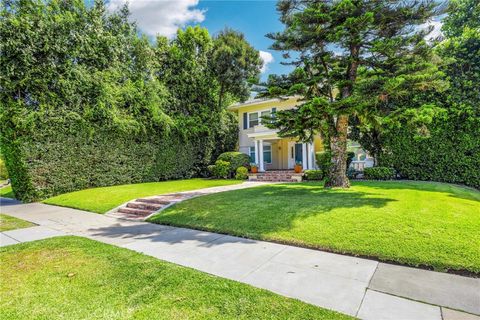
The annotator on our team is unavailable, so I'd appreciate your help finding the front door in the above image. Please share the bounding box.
[288,142,303,169]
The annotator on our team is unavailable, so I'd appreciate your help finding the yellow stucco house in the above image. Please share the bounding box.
[228,96,323,173]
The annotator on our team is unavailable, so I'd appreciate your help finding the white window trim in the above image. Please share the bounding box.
[247,109,272,129]
[249,145,272,164]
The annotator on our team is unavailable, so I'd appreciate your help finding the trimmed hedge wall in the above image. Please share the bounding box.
[379,115,480,189]
[1,116,205,202]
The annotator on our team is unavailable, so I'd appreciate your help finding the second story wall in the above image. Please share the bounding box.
[230,97,302,149]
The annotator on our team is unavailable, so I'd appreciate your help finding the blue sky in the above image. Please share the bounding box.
[105,0,443,81]
[105,0,292,80]
[194,0,291,79]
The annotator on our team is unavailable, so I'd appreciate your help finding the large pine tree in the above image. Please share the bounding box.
[266,0,444,187]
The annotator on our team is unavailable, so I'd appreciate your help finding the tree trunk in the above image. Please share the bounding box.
[325,114,350,188]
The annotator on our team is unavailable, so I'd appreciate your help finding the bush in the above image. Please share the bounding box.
[207,165,216,176]
[217,152,250,177]
[364,167,396,180]
[0,158,8,180]
[304,170,323,180]
[235,166,249,180]
[210,160,231,179]
[315,151,332,178]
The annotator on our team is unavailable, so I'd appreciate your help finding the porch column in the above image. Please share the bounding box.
[302,143,307,170]
[309,142,315,169]
[254,140,259,165]
[258,139,265,172]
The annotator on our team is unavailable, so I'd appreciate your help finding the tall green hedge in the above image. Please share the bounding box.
[379,114,480,189]
[1,114,207,201]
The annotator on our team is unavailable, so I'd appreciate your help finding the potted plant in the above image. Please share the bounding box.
[294,161,303,173]
[250,163,258,173]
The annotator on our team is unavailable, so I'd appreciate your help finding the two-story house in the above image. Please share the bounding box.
[229,96,374,181]
[228,96,324,173]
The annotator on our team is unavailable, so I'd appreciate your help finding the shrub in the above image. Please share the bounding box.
[235,166,249,180]
[210,160,231,179]
[364,167,396,180]
[207,165,216,176]
[217,152,250,176]
[315,151,332,177]
[0,158,8,180]
[304,170,323,180]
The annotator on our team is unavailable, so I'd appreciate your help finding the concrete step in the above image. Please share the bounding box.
[118,207,153,217]
[127,202,163,211]
[136,198,171,205]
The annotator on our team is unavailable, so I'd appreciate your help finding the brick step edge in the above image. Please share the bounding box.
[127,202,163,211]
[136,198,171,205]
[118,207,154,216]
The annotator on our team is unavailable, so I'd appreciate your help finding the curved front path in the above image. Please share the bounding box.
[106,181,275,221]
[1,197,479,320]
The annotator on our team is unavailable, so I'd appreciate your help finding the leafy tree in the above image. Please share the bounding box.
[442,0,479,38]
[211,28,262,109]
[265,0,444,187]
[439,0,480,112]
[360,0,480,189]
[0,0,255,200]
[155,26,260,167]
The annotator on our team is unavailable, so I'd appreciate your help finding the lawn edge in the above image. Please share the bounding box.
[147,218,480,278]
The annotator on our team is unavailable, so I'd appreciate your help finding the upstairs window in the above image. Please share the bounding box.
[248,113,259,128]
[247,109,273,128]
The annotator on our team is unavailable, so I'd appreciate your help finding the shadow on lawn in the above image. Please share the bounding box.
[147,183,399,236]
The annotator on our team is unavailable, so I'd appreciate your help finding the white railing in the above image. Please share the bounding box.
[351,161,366,171]
[253,124,277,134]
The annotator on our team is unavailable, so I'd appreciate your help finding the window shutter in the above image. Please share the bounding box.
[243,113,248,129]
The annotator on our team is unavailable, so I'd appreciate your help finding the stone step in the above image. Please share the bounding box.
[136,198,171,205]
[118,207,153,217]
[127,202,163,211]
[251,178,299,182]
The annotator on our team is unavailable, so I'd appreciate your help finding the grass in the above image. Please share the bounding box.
[0,186,14,199]
[43,179,242,214]
[149,180,480,274]
[0,237,350,320]
[0,214,35,232]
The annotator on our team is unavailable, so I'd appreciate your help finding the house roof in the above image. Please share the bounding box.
[227,95,301,111]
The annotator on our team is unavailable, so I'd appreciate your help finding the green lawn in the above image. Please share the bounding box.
[43,179,242,214]
[0,186,14,199]
[149,181,480,274]
[0,214,35,232]
[0,237,349,320]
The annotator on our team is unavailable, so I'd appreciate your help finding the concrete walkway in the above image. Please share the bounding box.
[1,197,479,320]
[107,181,275,220]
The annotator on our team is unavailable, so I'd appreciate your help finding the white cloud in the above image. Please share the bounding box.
[107,0,205,38]
[259,50,274,73]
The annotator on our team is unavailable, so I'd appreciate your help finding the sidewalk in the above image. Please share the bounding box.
[1,197,479,320]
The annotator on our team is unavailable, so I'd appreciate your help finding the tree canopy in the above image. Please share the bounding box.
[265,0,444,187]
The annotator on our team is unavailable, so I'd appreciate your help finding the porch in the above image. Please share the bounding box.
[243,124,318,172]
